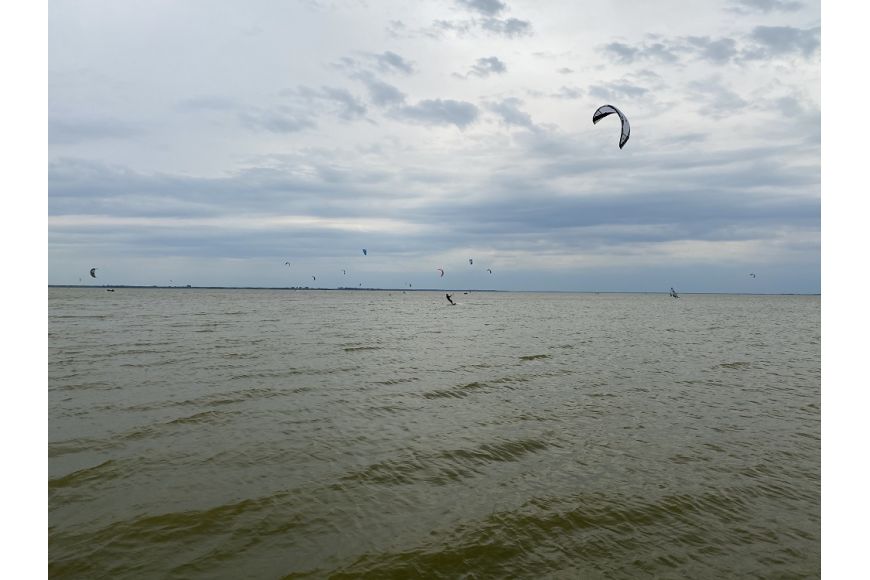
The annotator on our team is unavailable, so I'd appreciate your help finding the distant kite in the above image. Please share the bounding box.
[469,258,473,265]
[749,273,757,278]
[487,269,492,274]
[436,268,444,278]
[362,249,367,256]
[89,268,97,278]
[284,261,291,268]
[343,269,347,275]
[593,104,630,149]
[312,276,316,281]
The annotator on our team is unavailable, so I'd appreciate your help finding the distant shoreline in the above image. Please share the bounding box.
[48,285,820,296]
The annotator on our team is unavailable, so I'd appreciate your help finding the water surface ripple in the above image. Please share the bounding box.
[49,289,820,578]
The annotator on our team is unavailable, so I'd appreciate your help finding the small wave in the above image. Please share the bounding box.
[371,377,419,386]
[330,488,769,578]
[363,404,407,417]
[343,346,382,352]
[442,438,551,466]
[718,361,752,369]
[230,370,304,380]
[49,459,123,491]
[422,381,487,399]
[49,438,123,458]
[51,314,111,320]
[116,409,237,441]
[221,352,263,360]
[519,354,551,361]
[166,410,236,426]
[340,437,553,487]
[50,491,300,576]
[490,375,531,385]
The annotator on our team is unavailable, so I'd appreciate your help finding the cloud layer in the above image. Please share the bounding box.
[48,0,820,292]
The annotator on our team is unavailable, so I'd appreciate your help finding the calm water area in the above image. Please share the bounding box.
[48,288,820,578]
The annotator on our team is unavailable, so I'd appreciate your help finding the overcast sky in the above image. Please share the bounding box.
[47,0,820,292]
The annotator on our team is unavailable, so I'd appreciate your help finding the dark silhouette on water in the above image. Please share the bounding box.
[446,293,455,305]
[669,287,679,298]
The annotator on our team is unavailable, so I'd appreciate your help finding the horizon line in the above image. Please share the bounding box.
[47,285,820,296]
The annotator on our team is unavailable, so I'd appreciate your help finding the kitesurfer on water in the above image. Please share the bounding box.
[446,293,455,305]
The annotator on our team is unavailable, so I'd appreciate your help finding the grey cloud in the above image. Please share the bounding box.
[314,86,367,120]
[50,215,368,262]
[49,156,400,221]
[728,0,804,13]
[468,56,507,77]
[49,130,818,288]
[355,73,407,107]
[745,26,820,59]
[774,95,813,118]
[602,39,679,64]
[603,42,639,64]
[657,133,710,146]
[426,142,819,242]
[395,99,480,128]
[428,17,531,38]
[768,96,820,144]
[49,158,224,218]
[437,190,818,243]
[602,26,819,66]
[479,17,532,37]
[373,51,415,75]
[550,86,584,100]
[176,95,240,112]
[588,81,648,101]
[688,78,749,118]
[180,92,363,134]
[430,19,474,37]
[294,86,367,121]
[457,0,507,16]
[385,20,408,38]
[330,55,359,72]
[685,36,739,64]
[487,98,535,129]
[239,108,316,133]
[332,52,414,84]
[557,67,574,75]
[49,117,144,145]
[632,41,680,63]
[234,84,368,133]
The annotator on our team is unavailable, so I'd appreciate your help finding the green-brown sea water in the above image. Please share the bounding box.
[49,289,820,578]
